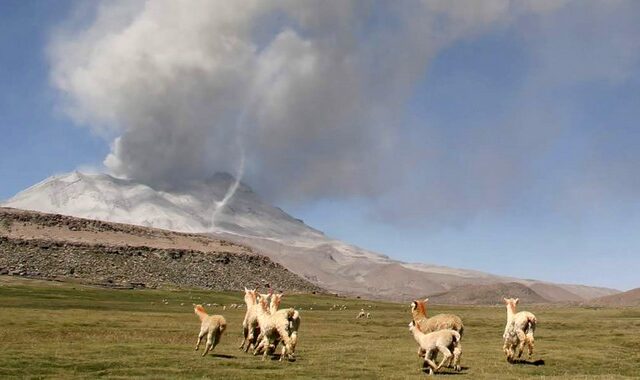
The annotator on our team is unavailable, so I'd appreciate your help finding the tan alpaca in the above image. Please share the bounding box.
[253,294,298,361]
[411,298,464,336]
[503,298,536,362]
[410,298,464,363]
[271,293,301,357]
[408,321,462,375]
[240,288,261,352]
[194,305,226,357]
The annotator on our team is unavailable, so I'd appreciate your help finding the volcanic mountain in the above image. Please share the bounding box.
[1,171,619,302]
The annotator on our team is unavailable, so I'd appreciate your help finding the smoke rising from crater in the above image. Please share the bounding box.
[49,1,637,226]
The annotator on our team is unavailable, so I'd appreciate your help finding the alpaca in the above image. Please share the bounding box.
[411,298,464,336]
[410,298,464,363]
[502,298,536,362]
[356,309,366,319]
[271,292,301,357]
[408,321,462,375]
[239,288,261,352]
[253,294,299,361]
[194,305,226,357]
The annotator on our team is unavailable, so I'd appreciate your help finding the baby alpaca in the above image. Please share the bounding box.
[194,305,227,356]
[408,321,461,374]
[502,298,537,362]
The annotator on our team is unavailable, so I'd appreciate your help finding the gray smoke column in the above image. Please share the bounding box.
[48,1,566,207]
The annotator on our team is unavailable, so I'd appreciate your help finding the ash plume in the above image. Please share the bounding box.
[50,1,631,226]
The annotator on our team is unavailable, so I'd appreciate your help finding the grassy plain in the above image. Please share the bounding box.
[0,276,639,379]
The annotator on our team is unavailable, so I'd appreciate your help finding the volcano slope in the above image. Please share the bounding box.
[0,207,321,293]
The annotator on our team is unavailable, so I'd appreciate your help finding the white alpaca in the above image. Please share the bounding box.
[356,309,366,319]
[408,321,462,374]
[502,298,537,362]
[239,288,261,352]
[253,294,299,361]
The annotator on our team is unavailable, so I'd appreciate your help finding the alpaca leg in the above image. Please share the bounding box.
[253,336,266,356]
[245,327,256,353]
[262,338,272,361]
[240,323,248,350]
[423,349,437,374]
[202,330,214,357]
[452,345,462,371]
[434,345,452,372]
[195,327,206,351]
[516,330,527,358]
[251,330,263,354]
[209,329,221,353]
[276,324,293,359]
[417,347,426,358]
[526,333,535,357]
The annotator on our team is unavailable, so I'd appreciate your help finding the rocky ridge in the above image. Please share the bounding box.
[0,207,322,293]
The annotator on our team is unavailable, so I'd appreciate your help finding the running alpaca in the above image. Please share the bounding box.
[254,293,301,360]
[411,298,464,361]
[502,298,536,362]
[239,288,261,352]
[411,298,464,336]
[408,321,462,375]
[194,305,227,356]
[271,293,301,357]
[254,294,299,361]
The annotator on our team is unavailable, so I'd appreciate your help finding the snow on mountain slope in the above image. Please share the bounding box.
[2,172,619,301]
[3,171,323,240]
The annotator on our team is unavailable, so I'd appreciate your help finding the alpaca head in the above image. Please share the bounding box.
[503,297,519,312]
[271,293,283,309]
[258,292,271,304]
[408,320,417,332]
[244,287,257,305]
[410,299,427,316]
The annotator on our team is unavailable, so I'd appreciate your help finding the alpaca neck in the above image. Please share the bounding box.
[505,306,516,323]
[410,327,423,344]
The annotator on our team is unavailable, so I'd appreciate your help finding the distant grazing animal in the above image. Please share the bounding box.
[502,298,537,362]
[408,321,462,375]
[194,305,226,356]
[356,309,366,319]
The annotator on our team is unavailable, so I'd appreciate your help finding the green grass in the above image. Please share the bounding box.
[0,277,639,379]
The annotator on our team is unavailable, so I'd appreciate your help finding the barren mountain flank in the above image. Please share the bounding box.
[0,207,322,293]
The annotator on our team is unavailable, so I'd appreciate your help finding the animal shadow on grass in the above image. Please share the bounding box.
[211,354,236,359]
[512,359,545,366]
[420,366,469,376]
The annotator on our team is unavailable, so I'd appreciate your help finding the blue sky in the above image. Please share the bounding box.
[1,1,640,290]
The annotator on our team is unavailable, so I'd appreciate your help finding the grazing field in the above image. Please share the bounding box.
[0,277,639,379]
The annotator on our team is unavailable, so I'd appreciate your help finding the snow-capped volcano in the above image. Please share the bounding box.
[2,172,619,301]
[3,171,323,241]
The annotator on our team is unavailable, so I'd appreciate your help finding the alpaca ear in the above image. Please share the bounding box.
[515,298,519,305]
[423,298,429,303]
[503,298,509,303]
[410,301,417,310]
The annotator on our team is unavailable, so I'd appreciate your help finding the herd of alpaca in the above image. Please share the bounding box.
[194,289,537,374]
